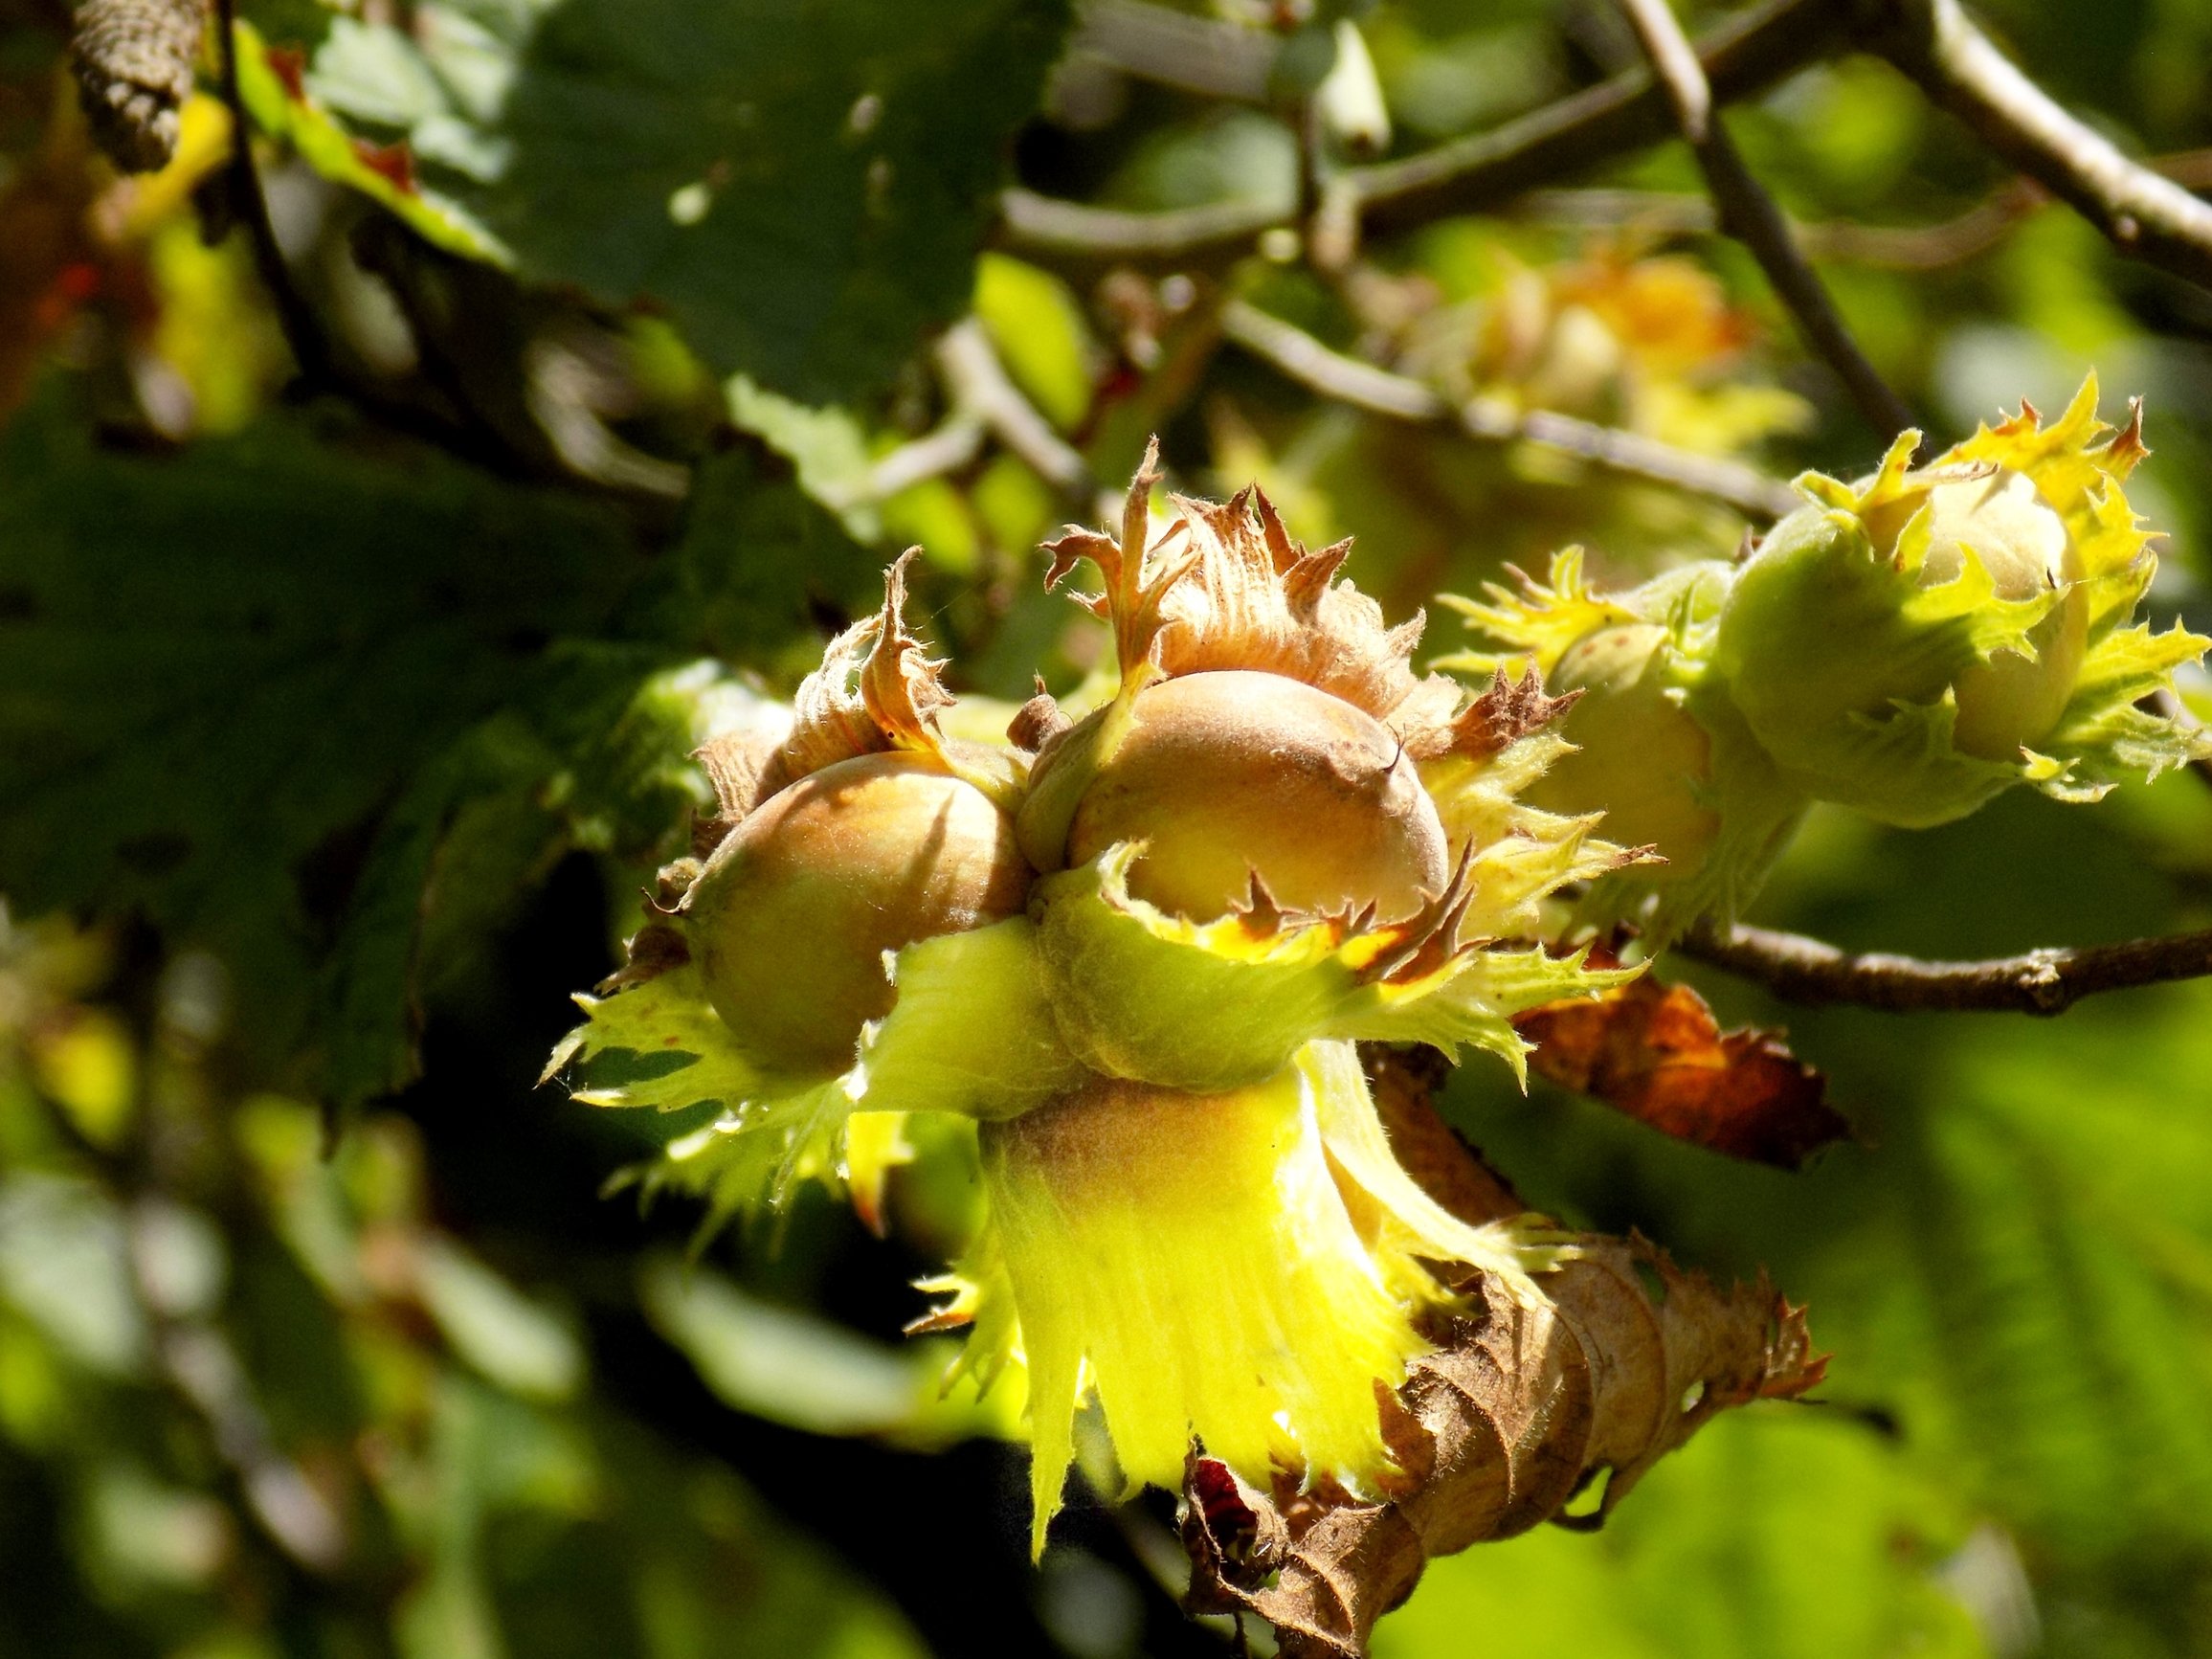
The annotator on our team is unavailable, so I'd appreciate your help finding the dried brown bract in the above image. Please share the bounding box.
[1181,1062,1825,1657]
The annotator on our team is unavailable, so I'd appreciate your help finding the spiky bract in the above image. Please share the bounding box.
[548,448,1636,1548]
[1447,376,2210,940]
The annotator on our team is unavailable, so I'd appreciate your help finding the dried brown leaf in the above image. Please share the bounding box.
[1514,968,1849,1168]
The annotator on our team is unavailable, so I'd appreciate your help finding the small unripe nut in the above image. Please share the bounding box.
[1717,462,2090,826]
[1526,624,1717,876]
[1058,670,1448,923]
[1861,467,2087,759]
[684,751,1031,1078]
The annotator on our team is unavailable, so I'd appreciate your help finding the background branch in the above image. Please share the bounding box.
[1067,0,1278,104]
[1350,0,1858,235]
[1219,299,1803,520]
[1617,0,1917,440]
[1875,0,2212,293]
[1508,179,2036,270]
[1508,146,2212,268]
[1678,920,2212,1014]
[859,415,987,504]
[840,320,1093,508]
[933,319,1093,501]
[1001,0,1859,268]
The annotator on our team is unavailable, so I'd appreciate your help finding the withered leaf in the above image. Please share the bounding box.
[1182,1062,1824,1658]
[1514,968,1849,1169]
[0,90,105,423]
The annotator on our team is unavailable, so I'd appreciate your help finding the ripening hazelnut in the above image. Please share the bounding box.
[684,750,1030,1078]
[1048,669,1448,924]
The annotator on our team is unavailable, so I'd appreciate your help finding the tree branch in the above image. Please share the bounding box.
[1000,0,1861,268]
[1351,0,1862,237]
[1617,0,1917,440]
[1068,0,1278,105]
[1512,145,2212,268]
[1508,183,2040,269]
[1677,919,2212,1014]
[859,414,987,503]
[838,320,1094,508]
[933,319,1093,501]
[1218,299,1803,520]
[1874,0,2212,294]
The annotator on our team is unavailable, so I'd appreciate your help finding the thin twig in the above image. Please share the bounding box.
[1069,0,1278,105]
[1218,299,1802,520]
[1874,0,2212,294]
[860,414,988,503]
[212,0,331,384]
[1351,0,1859,236]
[837,322,1094,508]
[934,319,1094,500]
[1617,0,1917,441]
[1678,919,2212,1015]
[1508,182,2040,270]
[1511,143,2212,268]
[998,190,1286,269]
[1000,0,1858,268]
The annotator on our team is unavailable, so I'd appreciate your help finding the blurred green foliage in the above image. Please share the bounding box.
[3,0,2211,1653]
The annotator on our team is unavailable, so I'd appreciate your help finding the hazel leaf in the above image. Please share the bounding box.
[302,0,1072,400]
[0,401,640,1102]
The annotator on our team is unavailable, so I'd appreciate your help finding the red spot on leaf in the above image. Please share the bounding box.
[1515,962,1849,1169]
[351,139,417,196]
[55,262,102,305]
[265,46,310,103]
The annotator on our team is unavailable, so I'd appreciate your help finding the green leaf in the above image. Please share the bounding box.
[973,255,1098,436]
[0,389,882,1110]
[413,1238,585,1402]
[305,0,1073,400]
[726,375,882,539]
[235,21,503,261]
[638,1255,1016,1446]
[0,404,639,1087]
[317,712,565,1105]
[627,437,883,670]
[237,0,341,52]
